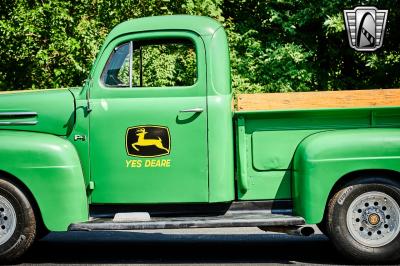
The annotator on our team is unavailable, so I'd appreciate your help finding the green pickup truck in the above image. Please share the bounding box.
[0,15,399,263]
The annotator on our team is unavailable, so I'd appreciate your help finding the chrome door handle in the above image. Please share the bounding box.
[179,108,204,113]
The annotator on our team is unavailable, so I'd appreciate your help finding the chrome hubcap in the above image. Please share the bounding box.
[347,191,400,247]
[0,195,17,245]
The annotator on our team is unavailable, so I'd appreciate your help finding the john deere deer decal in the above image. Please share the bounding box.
[133,127,170,153]
[126,126,171,157]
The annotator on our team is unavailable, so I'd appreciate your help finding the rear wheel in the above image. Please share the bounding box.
[326,180,400,263]
[0,178,36,262]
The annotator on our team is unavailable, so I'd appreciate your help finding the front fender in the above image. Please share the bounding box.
[293,128,400,224]
[0,130,88,231]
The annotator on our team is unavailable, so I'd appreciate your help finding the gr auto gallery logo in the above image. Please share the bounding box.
[126,126,171,157]
[344,6,388,51]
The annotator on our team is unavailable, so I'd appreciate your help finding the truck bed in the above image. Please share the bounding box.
[234,89,400,201]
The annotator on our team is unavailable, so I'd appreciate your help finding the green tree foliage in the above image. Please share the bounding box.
[224,0,400,93]
[0,0,221,90]
[0,0,399,93]
[140,42,197,87]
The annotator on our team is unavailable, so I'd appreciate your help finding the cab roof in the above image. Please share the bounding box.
[106,15,222,42]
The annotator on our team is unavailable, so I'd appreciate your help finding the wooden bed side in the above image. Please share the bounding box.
[237,89,400,111]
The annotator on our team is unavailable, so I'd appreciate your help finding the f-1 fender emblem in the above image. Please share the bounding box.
[126,126,171,157]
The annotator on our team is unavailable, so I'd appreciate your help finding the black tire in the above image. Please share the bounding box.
[0,178,36,262]
[326,180,400,264]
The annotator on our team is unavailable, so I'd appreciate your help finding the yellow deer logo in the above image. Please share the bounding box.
[132,127,170,153]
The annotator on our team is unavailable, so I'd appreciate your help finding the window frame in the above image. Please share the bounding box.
[100,37,199,89]
[92,30,207,99]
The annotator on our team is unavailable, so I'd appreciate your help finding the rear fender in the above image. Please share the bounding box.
[293,128,400,224]
[0,130,88,231]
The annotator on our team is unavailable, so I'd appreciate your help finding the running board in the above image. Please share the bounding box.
[68,211,305,231]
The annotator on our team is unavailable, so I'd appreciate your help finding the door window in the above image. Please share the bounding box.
[102,39,197,88]
[101,42,130,87]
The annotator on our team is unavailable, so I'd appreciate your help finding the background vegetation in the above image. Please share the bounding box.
[1,0,399,93]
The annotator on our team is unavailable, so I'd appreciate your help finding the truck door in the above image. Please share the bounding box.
[89,31,208,203]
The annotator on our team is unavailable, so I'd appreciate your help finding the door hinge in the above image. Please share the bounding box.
[89,181,95,190]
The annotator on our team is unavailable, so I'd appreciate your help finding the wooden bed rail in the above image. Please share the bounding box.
[237,89,400,111]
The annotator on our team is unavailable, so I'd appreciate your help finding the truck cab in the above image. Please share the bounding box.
[79,16,234,204]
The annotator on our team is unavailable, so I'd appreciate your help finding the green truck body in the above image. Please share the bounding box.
[0,15,399,262]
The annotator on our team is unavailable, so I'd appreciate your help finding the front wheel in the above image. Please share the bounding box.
[0,178,36,262]
[326,181,400,263]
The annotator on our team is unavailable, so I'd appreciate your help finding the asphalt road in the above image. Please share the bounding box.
[16,227,353,265]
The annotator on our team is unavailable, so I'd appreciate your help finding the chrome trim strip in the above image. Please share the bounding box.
[0,112,37,117]
[0,121,38,125]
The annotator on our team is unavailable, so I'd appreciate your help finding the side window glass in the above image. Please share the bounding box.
[102,39,197,88]
[102,43,130,87]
